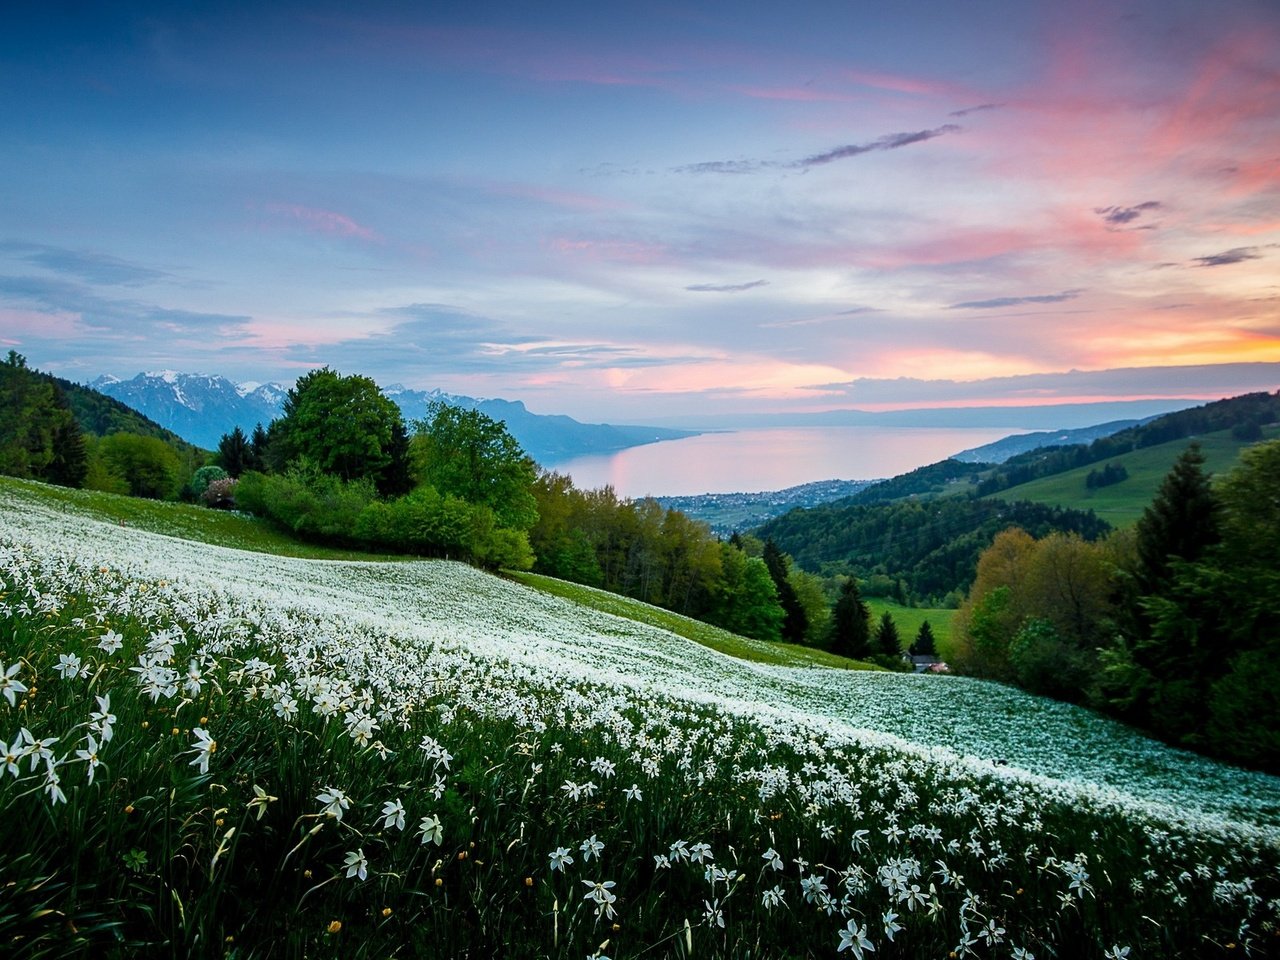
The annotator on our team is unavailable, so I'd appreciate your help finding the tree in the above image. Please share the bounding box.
[96,433,183,499]
[218,426,250,477]
[828,578,871,660]
[873,611,902,658]
[0,351,87,487]
[911,621,936,657]
[413,401,537,530]
[272,368,407,485]
[762,539,809,644]
[247,423,269,472]
[1133,443,1219,596]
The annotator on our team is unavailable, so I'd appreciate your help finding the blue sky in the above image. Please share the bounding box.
[2,0,1278,422]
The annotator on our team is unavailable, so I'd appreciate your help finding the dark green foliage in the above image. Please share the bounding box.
[911,620,937,656]
[758,496,1109,603]
[1132,444,1219,595]
[378,417,415,497]
[828,578,871,660]
[873,610,901,658]
[96,432,184,499]
[0,351,89,487]
[413,401,538,530]
[248,422,269,472]
[1085,462,1128,489]
[1008,618,1091,702]
[763,538,808,643]
[217,425,250,477]
[273,367,408,486]
[713,548,784,642]
[847,458,989,504]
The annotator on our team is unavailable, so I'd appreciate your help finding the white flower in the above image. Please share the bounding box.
[580,834,604,862]
[623,783,642,801]
[55,653,87,680]
[76,733,102,785]
[882,910,902,942]
[704,898,724,928]
[317,786,350,820]
[188,727,216,775]
[837,919,875,957]
[418,814,444,846]
[380,798,406,831]
[43,761,67,806]
[248,784,277,820]
[1,661,28,707]
[1103,948,1130,960]
[761,884,785,910]
[184,660,204,697]
[581,879,617,919]
[97,630,124,655]
[90,694,116,743]
[761,847,783,871]
[274,696,298,720]
[549,846,574,872]
[0,739,21,777]
[344,848,368,881]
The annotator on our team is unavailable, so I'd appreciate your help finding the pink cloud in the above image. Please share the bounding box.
[264,203,380,242]
[0,307,86,339]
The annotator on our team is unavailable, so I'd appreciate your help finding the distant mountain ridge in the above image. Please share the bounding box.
[89,371,696,464]
[950,418,1151,464]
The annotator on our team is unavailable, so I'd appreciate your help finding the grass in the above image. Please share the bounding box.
[507,570,881,670]
[3,477,1278,958]
[0,475,407,561]
[983,425,1279,526]
[864,597,954,653]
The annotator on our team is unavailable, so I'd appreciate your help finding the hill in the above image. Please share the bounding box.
[951,418,1148,464]
[45,371,206,455]
[91,370,696,463]
[983,423,1280,526]
[1,474,1276,957]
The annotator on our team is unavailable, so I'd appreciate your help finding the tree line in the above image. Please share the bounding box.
[950,442,1280,772]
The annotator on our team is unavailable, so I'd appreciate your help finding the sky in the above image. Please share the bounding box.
[1,0,1279,425]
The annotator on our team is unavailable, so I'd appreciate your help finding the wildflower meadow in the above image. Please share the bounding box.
[1,480,1277,958]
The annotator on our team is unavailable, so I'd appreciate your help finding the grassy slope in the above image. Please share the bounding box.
[507,570,881,670]
[983,424,1279,526]
[0,475,401,561]
[864,596,954,651]
[0,476,876,671]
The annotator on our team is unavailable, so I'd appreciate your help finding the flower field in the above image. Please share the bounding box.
[1,480,1277,958]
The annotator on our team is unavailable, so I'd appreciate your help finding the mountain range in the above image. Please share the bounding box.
[89,371,696,463]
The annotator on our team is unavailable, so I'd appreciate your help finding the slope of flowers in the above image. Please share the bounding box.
[1,483,1278,957]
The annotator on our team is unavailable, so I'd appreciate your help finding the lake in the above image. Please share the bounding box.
[547,425,1026,498]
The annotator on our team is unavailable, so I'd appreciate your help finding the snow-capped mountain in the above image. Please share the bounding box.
[89,371,695,462]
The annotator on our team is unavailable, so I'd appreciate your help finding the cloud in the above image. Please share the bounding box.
[1192,246,1264,267]
[685,279,769,293]
[676,125,961,175]
[1094,201,1162,226]
[949,103,1003,117]
[949,289,1084,310]
[0,241,168,286]
[0,274,250,336]
[792,125,962,168]
[818,362,1280,407]
[263,203,380,242]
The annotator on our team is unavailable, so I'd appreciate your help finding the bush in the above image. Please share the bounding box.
[188,464,229,500]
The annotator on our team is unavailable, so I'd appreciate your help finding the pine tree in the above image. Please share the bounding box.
[248,423,269,472]
[828,578,871,660]
[874,611,901,658]
[218,426,250,477]
[911,620,937,657]
[762,539,809,644]
[1133,443,1219,595]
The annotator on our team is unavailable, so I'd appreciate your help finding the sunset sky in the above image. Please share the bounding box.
[2,0,1278,423]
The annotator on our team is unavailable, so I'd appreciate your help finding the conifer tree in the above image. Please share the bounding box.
[218,426,250,477]
[911,620,937,657]
[762,538,809,644]
[828,578,871,660]
[1133,443,1219,595]
[874,611,901,658]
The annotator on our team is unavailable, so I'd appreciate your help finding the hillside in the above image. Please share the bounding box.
[44,371,205,453]
[983,424,1280,526]
[1,475,1277,957]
